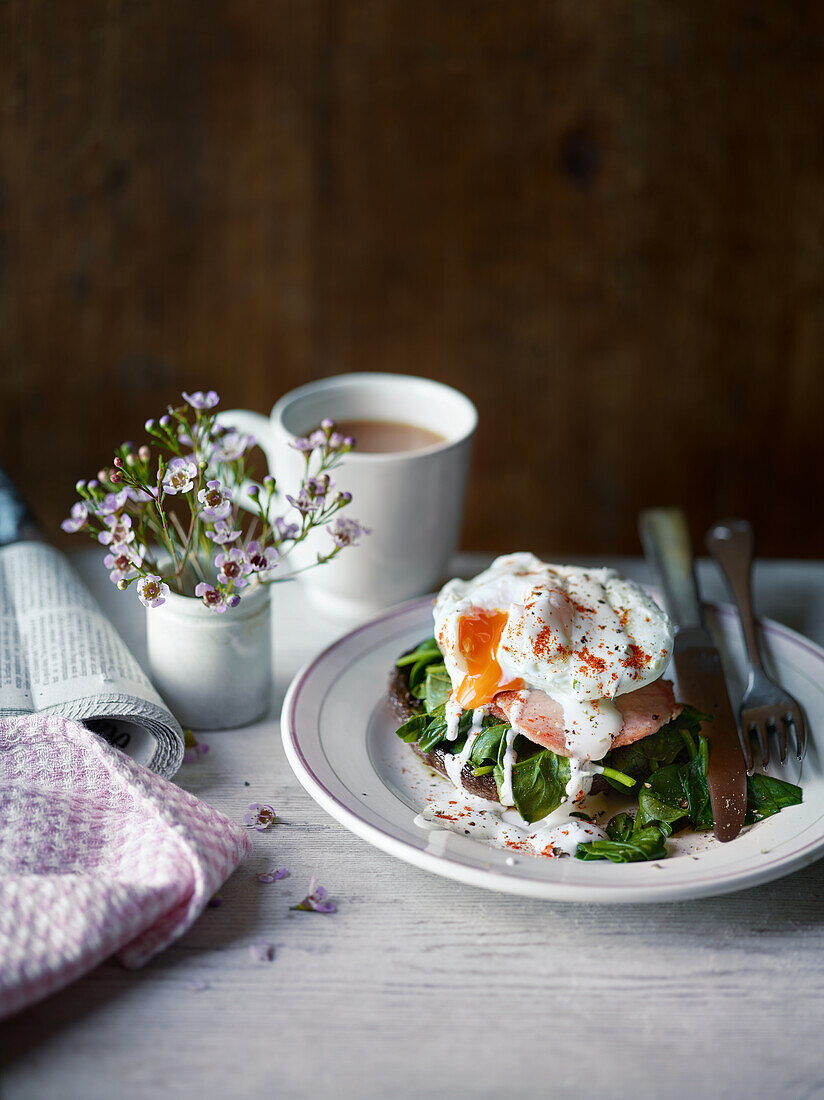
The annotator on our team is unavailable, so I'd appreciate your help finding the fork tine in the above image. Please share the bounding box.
[771,719,788,764]
[754,723,770,769]
[776,716,789,764]
[788,703,807,762]
[740,722,755,773]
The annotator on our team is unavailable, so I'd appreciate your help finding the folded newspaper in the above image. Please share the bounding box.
[0,472,183,777]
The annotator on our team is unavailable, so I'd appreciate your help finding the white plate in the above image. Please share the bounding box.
[281,596,824,902]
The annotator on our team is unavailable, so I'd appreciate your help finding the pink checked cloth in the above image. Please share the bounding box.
[0,714,250,1019]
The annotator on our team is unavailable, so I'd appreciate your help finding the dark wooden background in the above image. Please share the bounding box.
[1,1,822,557]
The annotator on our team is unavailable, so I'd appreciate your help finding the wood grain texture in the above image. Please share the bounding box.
[1,2,823,557]
[2,552,824,1100]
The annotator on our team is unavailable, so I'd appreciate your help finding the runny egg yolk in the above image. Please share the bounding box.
[455,608,524,710]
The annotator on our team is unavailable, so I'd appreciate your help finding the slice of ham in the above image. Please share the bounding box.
[489,678,679,757]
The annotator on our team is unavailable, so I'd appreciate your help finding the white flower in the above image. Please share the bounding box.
[198,479,233,520]
[194,582,239,613]
[162,457,198,495]
[61,502,88,533]
[215,548,252,588]
[137,574,169,608]
[205,519,242,544]
[326,517,370,548]
[182,390,219,410]
[246,541,279,573]
[97,513,135,547]
[274,517,299,541]
[96,489,129,516]
[103,545,144,584]
[212,430,255,462]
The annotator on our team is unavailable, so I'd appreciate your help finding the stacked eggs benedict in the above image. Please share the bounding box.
[392,554,803,860]
[390,553,681,855]
[434,552,677,766]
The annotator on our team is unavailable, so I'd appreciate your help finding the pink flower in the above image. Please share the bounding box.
[290,877,336,913]
[274,517,299,541]
[286,488,320,516]
[244,803,277,830]
[215,547,252,588]
[198,479,233,520]
[182,390,219,410]
[250,940,275,962]
[246,541,279,573]
[162,457,198,495]
[288,428,328,454]
[304,474,333,501]
[194,581,239,613]
[206,519,242,545]
[96,489,129,516]
[137,574,169,608]
[61,502,88,533]
[183,730,210,762]
[103,544,143,584]
[98,513,135,547]
[326,517,370,549]
[126,486,156,503]
[213,431,255,462]
[288,436,316,454]
[257,867,289,884]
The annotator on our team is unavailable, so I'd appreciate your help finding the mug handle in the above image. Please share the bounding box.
[219,408,275,512]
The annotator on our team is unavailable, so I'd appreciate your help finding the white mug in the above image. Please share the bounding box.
[224,373,477,617]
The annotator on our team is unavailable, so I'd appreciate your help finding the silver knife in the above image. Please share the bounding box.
[639,508,747,843]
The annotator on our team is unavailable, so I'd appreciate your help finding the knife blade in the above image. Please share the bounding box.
[639,508,747,843]
[670,626,748,841]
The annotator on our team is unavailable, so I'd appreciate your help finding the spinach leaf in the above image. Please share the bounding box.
[746,774,802,823]
[605,812,635,843]
[395,637,441,669]
[418,709,473,754]
[392,634,477,756]
[576,815,669,863]
[408,656,433,690]
[423,664,452,712]
[682,750,713,830]
[646,758,688,802]
[395,637,445,691]
[636,739,802,834]
[603,705,710,784]
[495,749,571,824]
[417,718,448,753]
[467,722,510,768]
[637,777,688,831]
[394,713,429,743]
[635,736,712,832]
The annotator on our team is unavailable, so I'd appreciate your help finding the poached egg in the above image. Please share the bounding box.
[433,552,674,763]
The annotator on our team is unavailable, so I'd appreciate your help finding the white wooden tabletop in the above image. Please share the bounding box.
[4,552,824,1100]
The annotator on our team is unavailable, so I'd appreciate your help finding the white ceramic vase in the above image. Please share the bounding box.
[145,582,272,730]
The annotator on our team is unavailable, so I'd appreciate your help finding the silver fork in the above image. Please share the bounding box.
[706,518,807,771]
